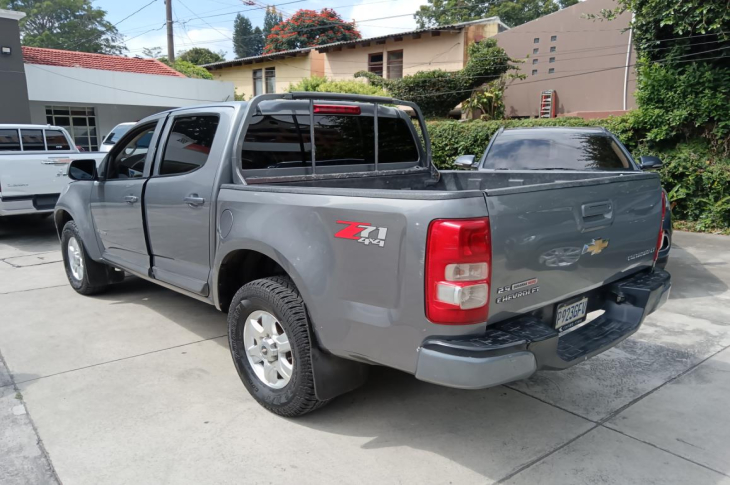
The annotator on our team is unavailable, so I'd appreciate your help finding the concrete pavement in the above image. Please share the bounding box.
[1,216,729,484]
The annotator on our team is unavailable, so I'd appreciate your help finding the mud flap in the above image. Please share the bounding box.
[306,324,369,401]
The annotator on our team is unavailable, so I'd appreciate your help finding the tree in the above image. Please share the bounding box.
[0,0,125,54]
[263,7,283,38]
[233,13,264,58]
[178,47,225,65]
[592,0,729,148]
[264,8,361,53]
[142,46,163,58]
[414,0,579,29]
[355,38,513,117]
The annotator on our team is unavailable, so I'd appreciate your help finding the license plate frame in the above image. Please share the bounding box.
[555,297,589,332]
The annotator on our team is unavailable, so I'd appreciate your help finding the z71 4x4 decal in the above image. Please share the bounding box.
[334,220,388,248]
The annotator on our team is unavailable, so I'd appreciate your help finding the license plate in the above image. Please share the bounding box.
[555,297,588,331]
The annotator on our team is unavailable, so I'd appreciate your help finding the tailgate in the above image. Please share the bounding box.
[486,174,663,323]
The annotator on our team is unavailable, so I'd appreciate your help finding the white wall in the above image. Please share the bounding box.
[25,64,234,107]
[28,102,170,145]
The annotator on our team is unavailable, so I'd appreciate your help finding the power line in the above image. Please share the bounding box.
[66,0,159,51]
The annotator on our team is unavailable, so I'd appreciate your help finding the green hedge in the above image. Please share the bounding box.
[426,115,730,230]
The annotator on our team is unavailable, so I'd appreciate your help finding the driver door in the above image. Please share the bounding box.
[89,119,165,275]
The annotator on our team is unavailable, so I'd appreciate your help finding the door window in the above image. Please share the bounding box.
[159,115,220,175]
[45,130,71,150]
[253,69,263,96]
[20,130,46,151]
[0,129,21,151]
[106,124,156,180]
[387,50,403,79]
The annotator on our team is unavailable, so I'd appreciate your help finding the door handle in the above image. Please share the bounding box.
[41,160,68,165]
[184,194,205,207]
[124,195,138,204]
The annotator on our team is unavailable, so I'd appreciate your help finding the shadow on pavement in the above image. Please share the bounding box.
[665,241,728,299]
[0,216,59,253]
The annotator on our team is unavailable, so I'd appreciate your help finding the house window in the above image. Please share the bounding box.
[387,50,403,79]
[253,69,263,96]
[45,106,98,151]
[265,67,276,93]
[533,48,539,54]
[532,58,538,65]
[368,53,384,76]
[550,46,556,53]
[532,69,538,75]
[533,37,540,43]
[549,57,556,63]
[551,35,557,42]
[549,68,555,74]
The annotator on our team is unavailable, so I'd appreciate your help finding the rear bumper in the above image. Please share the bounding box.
[415,269,671,389]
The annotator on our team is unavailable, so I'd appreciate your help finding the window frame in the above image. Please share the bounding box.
[551,35,557,42]
[45,105,98,151]
[533,37,540,44]
[549,68,555,74]
[550,46,556,53]
[533,48,539,54]
[253,69,263,96]
[532,69,538,75]
[386,50,403,79]
[153,113,222,178]
[101,120,163,182]
[264,67,276,93]
[368,52,384,77]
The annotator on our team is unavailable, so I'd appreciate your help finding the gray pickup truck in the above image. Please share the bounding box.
[55,93,671,417]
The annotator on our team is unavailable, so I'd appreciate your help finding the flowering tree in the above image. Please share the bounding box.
[264,9,361,53]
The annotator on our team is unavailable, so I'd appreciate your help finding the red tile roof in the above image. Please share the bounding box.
[21,46,185,78]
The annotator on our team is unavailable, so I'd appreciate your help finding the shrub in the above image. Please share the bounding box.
[425,115,730,230]
[286,76,387,96]
[355,39,513,118]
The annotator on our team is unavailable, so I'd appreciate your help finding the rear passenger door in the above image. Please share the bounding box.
[144,108,230,296]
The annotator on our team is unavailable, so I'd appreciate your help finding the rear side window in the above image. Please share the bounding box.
[241,113,419,171]
[0,129,21,151]
[45,130,71,150]
[483,132,632,171]
[159,115,220,175]
[21,129,46,151]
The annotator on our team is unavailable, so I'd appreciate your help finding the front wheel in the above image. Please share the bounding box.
[227,276,330,417]
[61,221,109,295]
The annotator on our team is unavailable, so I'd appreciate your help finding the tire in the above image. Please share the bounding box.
[228,276,330,417]
[61,220,110,295]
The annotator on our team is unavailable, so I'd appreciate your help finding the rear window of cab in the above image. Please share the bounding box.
[241,113,420,171]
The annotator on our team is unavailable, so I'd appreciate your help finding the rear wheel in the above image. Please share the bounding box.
[227,276,330,417]
[61,221,109,295]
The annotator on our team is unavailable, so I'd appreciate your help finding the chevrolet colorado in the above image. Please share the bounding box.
[55,93,671,416]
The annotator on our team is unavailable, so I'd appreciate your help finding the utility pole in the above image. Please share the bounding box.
[166,0,175,63]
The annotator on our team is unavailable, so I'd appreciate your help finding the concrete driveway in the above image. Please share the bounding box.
[1,216,729,485]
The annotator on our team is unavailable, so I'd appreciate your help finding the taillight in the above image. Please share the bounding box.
[313,104,361,115]
[654,191,667,263]
[425,218,492,325]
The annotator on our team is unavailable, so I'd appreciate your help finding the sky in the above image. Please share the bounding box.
[96,0,428,60]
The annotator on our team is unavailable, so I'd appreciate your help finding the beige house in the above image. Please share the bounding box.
[204,17,508,97]
[493,0,637,118]
[205,48,325,99]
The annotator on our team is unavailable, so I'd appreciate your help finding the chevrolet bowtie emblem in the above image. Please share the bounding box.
[583,238,609,255]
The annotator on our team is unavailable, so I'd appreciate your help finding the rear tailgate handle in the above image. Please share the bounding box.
[581,200,613,230]
[124,195,138,204]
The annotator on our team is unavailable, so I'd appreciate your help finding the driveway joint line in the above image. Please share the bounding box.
[0,284,68,295]
[0,334,227,390]
[599,424,730,478]
[497,341,730,483]
[503,383,599,424]
[0,348,61,484]
[495,423,602,483]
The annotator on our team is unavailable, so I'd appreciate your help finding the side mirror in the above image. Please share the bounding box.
[67,159,97,181]
[454,154,476,169]
[639,155,662,170]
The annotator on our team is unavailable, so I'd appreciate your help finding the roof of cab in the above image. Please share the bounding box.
[0,124,68,130]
